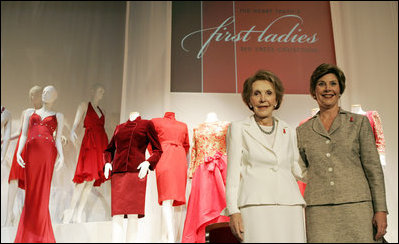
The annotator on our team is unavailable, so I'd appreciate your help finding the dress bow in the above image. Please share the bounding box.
[204,151,225,172]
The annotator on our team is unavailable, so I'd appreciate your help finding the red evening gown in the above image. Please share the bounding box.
[72,102,108,186]
[8,133,26,189]
[14,112,58,243]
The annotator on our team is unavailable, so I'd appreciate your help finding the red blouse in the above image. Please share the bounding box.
[103,116,162,174]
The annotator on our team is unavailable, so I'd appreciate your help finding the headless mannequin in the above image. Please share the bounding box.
[104,112,150,243]
[16,85,64,170]
[62,85,106,224]
[4,86,42,227]
[1,106,12,163]
[205,112,219,123]
[351,104,386,166]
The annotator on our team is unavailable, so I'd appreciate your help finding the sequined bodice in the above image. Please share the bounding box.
[188,121,230,178]
[28,113,58,143]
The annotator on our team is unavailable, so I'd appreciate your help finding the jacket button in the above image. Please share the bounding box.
[326,140,330,144]
[330,181,335,186]
[328,167,333,172]
[326,153,331,157]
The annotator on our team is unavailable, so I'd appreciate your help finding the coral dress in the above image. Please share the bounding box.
[14,112,58,243]
[151,112,190,206]
[73,102,108,186]
[8,133,26,189]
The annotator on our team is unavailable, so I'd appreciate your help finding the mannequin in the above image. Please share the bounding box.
[62,84,108,224]
[14,85,64,242]
[311,107,319,116]
[205,112,219,123]
[183,116,230,242]
[1,106,12,163]
[351,104,386,166]
[4,85,43,227]
[104,111,161,243]
[151,112,190,242]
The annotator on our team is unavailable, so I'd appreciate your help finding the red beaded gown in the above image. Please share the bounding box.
[14,112,58,243]
[72,102,108,186]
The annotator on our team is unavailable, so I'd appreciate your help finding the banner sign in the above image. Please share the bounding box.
[171,1,336,94]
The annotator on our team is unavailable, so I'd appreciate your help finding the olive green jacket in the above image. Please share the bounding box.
[296,108,387,213]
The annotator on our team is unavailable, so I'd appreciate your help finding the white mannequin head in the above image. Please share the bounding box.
[42,85,58,104]
[29,85,43,108]
[90,84,105,101]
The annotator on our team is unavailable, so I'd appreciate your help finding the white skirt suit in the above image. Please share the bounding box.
[225,115,306,243]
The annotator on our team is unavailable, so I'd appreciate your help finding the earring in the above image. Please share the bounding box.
[249,104,253,109]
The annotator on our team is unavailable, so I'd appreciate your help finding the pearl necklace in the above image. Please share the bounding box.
[256,117,275,135]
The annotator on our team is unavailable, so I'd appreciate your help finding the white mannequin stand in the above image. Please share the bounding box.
[205,112,219,123]
[161,199,175,243]
[16,85,64,172]
[4,86,42,227]
[104,112,151,243]
[351,104,386,166]
[62,85,107,224]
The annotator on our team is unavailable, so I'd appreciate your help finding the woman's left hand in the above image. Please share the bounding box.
[372,211,387,241]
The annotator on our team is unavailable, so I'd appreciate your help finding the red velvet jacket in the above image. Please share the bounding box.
[103,116,162,174]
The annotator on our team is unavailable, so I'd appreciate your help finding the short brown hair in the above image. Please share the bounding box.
[310,63,346,98]
[242,70,285,110]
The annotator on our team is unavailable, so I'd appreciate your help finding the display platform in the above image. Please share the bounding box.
[1,221,113,243]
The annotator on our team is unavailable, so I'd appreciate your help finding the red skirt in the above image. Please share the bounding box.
[111,172,146,218]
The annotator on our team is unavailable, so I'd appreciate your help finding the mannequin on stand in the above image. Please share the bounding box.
[205,112,219,123]
[182,112,230,243]
[1,106,12,163]
[104,111,163,243]
[351,104,386,166]
[14,85,64,242]
[4,86,43,227]
[151,111,190,242]
[62,84,109,224]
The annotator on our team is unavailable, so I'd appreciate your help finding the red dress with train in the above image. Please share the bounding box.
[72,102,108,186]
[14,112,58,243]
[182,121,230,243]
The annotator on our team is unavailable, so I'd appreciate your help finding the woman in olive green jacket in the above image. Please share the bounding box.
[296,63,388,243]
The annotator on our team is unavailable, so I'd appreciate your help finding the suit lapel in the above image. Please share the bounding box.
[328,112,342,135]
[312,116,330,138]
[271,118,286,154]
[312,108,346,137]
[243,115,274,152]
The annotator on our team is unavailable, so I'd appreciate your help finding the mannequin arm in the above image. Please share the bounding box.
[137,161,150,179]
[379,154,386,167]
[1,110,12,163]
[104,162,112,179]
[54,113,65,171]
[16,109,34,168]
[70,102,87,144]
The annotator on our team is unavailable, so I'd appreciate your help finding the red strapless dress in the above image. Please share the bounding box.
[14,112,58,243]
[72,102,108,186]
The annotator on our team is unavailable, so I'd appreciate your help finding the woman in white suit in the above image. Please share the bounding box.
[225,70,306,242]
